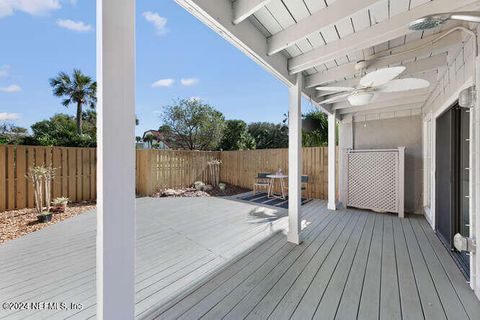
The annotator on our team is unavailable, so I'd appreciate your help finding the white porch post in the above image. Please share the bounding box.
[328,112,337,210]
[97,1,136,319]
[287,73,302,244]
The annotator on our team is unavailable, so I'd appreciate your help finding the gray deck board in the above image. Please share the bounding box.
[401,217,446,320]
[410,218,469,320]
[288,212,361,320]
[380,215,402,320]
[222,212,350,320]
[333,211,376,320]
[392,216,424,320]
[418,218,480,319]
[311,212,368,320]
[1,197,479,320]
[357,213,384,320]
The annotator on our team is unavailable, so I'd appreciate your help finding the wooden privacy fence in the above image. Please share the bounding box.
[136,149,221,195]
[1,146,335,211]
[220,147,337,199]
[0,145,96,212]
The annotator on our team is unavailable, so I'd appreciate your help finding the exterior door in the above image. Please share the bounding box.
[435,103,470,277]
[435,108,454,247]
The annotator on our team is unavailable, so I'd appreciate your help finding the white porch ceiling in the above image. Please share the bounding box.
[178,0,479,118]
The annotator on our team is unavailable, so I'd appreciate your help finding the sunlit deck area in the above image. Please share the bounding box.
[0,197,478,319]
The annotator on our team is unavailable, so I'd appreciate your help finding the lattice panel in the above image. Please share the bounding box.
[347,151,399,213]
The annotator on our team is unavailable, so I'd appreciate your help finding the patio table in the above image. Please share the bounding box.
[267,174,288,200]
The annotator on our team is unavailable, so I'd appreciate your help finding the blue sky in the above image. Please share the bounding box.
[0,0,317,136]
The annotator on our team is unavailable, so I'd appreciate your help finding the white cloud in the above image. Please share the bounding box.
[143,11,167,35]
[0,84,21,93]
[0,0,61,18]
[57,19,92,32]
[152,79,174,88]
[0,112,20,121]
[0,65,9,77]
[181,78,199,86]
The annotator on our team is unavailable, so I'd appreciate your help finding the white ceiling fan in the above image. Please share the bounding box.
[316,65,430,106]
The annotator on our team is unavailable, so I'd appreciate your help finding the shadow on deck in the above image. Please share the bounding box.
[146,202,480,320]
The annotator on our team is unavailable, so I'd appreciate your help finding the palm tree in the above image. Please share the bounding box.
[143,133,156,148]
[50,69,96,135]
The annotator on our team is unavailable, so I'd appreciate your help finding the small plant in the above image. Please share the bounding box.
[26,165,55,222]
[51,197,69,213]
[37,211,53,223]
[207,159,222,187]
[194,181,206,191]
[218,182,226,191]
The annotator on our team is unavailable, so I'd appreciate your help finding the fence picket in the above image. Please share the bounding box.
[0,145,6,211]
[15,146,27,209]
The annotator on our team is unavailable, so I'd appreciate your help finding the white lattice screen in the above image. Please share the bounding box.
[346,148,405,217]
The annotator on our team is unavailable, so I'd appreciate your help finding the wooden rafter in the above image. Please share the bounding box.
[288,0,478,74]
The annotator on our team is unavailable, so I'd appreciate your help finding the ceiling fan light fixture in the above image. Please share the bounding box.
[347,92,374,106]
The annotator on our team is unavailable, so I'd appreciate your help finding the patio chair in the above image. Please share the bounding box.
[301,175,309,197]
[284,175,309,198]
[253,172,272,195]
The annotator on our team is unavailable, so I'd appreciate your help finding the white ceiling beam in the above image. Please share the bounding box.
[335,92,430,113]
[267,0,378,55]
[340,104,423,121]
[288,0,478,74]
[340,105,421,121]
[311,53,447,90]
[233,0,271,25]
[305,30,461,88]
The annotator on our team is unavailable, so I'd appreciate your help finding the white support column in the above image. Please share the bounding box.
[287,74,302,245]
[97,1,136,319]
[328,112,337,210]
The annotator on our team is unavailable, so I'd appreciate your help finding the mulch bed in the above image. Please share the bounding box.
[0,202,96,244]
[153,183,250,198]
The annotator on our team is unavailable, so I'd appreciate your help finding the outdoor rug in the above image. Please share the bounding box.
[238,192,311,209]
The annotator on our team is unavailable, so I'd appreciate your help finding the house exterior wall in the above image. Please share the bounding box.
[421,26,479,298]
[338,116,423,214]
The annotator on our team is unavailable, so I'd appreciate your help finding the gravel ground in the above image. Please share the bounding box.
[0,202,96,244]
[153,183,250,198]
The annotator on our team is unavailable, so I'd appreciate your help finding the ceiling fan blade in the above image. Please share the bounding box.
[359,66,406,87]
[320,93,351,104]
[376,78,430,93]
[315,86,355,92]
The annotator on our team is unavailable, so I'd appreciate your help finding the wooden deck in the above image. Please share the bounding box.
[0,197,479,319]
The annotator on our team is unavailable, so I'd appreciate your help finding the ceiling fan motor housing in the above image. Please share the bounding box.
[355,60,367,71]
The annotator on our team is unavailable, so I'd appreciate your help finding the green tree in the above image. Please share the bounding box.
[143,133,155,148]
[27,113,96,147]
[0,123,28,145]
[50,69,97,135]
[248,122,288,149]
[159,99,225,150]
[219,120,256,151]
[302,110,329,147]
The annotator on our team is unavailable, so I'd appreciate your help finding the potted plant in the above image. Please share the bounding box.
[37,211,53,223]
[27,165,55,223]
[51,197,69,213]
